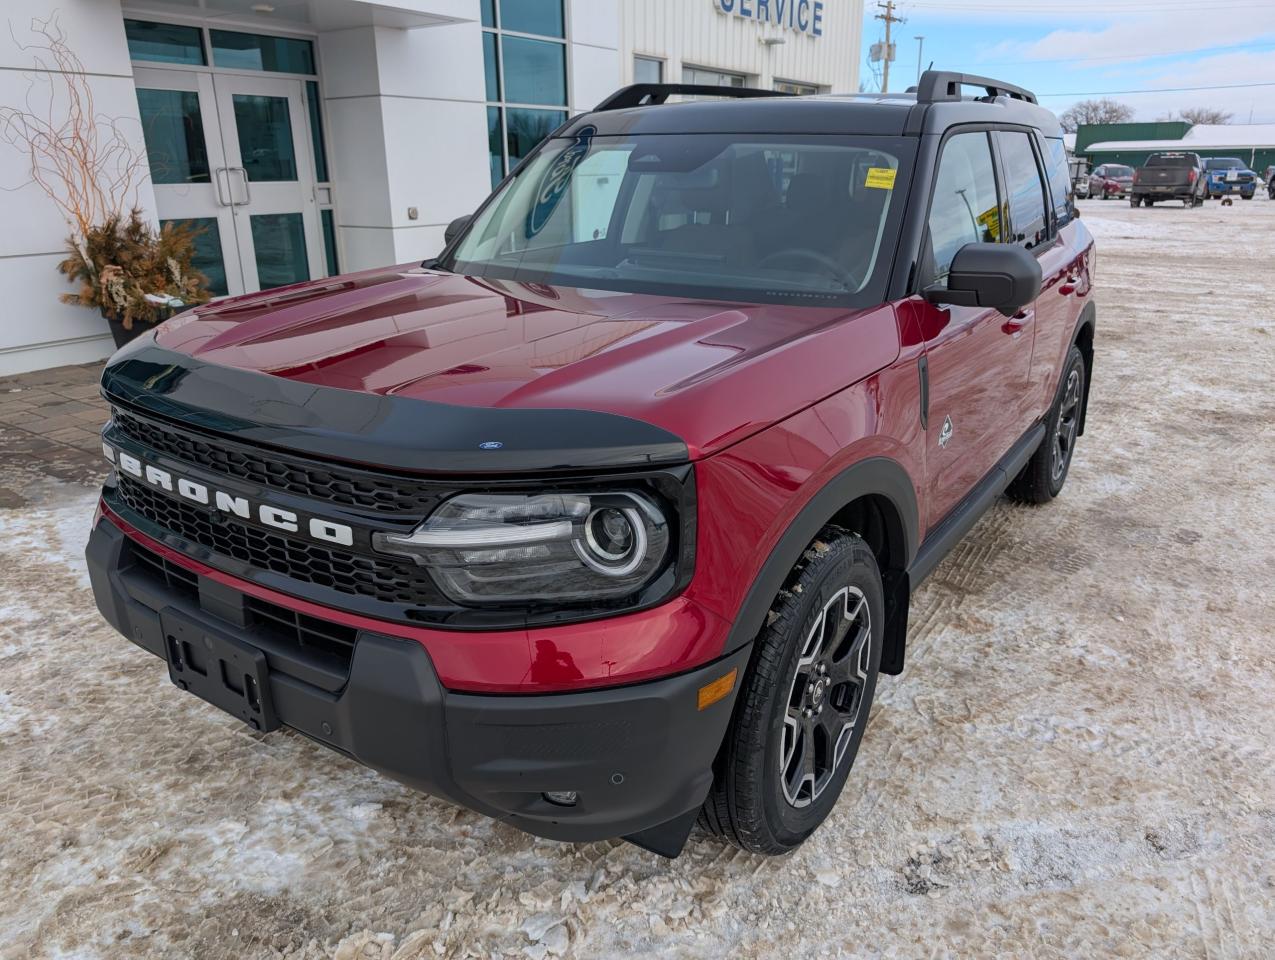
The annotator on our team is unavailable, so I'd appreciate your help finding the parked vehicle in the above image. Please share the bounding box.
[1203,157,1258,200]
[1131,151,1207,207]
[86,72,1097,858]
[1088,163,1134,200]
[1267,165,1275,199]
[1071,157,1091,198]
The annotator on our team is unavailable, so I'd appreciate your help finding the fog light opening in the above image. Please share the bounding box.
[543,791,579,807]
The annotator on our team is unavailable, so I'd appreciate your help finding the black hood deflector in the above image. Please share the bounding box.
[101,340,688,475]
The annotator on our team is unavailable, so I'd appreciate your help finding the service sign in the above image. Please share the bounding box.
[713,0,825,37]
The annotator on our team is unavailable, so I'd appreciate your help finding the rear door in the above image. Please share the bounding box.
[914,129,1035,531]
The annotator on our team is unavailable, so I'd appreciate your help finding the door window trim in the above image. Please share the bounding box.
[915,123,1007,294]
[990,126,1054,254]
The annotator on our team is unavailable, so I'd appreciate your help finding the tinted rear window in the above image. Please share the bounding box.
[1147,155,1194,167]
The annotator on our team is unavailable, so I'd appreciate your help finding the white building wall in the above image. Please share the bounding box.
[620,0,861,93]
[0,0,157,375]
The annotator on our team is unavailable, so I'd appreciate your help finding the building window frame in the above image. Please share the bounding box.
[482,0,572,187]
[681,64,751,89]
[633,55,664,85]
[774,79,823,96]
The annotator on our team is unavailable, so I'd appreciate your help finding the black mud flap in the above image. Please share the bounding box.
[622,806,700,859]
[161,608,280,733]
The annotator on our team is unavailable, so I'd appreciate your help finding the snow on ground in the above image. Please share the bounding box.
[1,199,1274,959]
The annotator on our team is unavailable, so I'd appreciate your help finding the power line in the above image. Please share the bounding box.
[992,38,1275,67]
[1035,80,1275,98]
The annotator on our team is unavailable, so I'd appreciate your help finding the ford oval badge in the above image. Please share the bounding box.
[478,441,504,450]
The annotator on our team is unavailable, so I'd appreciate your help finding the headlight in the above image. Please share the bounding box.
[372,490,671,604]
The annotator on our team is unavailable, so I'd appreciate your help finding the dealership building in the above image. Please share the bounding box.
[0,0,863,374]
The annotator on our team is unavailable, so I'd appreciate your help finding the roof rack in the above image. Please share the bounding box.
[915,70,1037,105]
[595,83,791,112]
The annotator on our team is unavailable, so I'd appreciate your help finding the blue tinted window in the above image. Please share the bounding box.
[481,0,496,27]
[506,108,566,168]
[211,30,315,74]
[306,81,329,182]
[136,89,210,184]
[125,20,205,65]
[502,36,566,105]
[321,208,338,276]
[499,0,563,37]
[483,32,500,101]
[488,107,504,187]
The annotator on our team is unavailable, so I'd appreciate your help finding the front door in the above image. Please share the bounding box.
[916,130,1035,531]
[135,66,324,297]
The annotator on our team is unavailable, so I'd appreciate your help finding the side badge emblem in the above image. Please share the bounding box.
[938,416,953,449]
[478,441,504,450]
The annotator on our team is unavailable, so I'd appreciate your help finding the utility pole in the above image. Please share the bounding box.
[914,35,925,82]
[875,1,905,93]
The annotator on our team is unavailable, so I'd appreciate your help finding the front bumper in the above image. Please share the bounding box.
[86,516,749,849]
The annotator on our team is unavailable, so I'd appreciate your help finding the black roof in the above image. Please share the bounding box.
[562,71,1064,140]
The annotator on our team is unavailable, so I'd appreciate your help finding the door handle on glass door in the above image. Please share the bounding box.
[214,168,233,207]
[228,167,251,206]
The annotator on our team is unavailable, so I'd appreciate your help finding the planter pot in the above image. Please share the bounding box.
[103,308,148,349]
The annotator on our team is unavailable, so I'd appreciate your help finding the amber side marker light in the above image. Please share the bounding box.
[697,668,738,711]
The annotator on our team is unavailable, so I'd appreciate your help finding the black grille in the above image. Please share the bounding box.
[116,476,441,607]
[112,407,442,515]
[127,540,358,669]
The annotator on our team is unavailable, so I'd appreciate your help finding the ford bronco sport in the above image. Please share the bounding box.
[87,71,1096,858]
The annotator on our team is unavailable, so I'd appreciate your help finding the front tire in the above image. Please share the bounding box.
[700,528,882,855]
[1007,344,1086,504]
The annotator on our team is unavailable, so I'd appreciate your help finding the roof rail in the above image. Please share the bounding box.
[595,83,791,112]
[915,70,1037,105]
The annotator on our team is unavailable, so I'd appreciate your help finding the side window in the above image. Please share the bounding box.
[997,131,1049,250]
[925,131,1001,284]
[1043,137,1074,229]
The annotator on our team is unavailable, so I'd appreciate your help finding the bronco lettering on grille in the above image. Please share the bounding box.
[103,442,355,547]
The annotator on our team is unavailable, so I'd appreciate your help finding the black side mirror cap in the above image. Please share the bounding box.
[444,214,472,247]
[923,242,1043,317]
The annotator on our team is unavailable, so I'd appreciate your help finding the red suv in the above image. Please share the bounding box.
[87,72,1095,858]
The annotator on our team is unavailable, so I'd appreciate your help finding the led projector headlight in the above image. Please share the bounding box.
[372,491,671,604]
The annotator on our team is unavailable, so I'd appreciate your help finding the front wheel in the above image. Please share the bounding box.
[1007,344,1086,504]
[700,528,882,855]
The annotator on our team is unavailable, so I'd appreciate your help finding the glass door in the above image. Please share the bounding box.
[212,73,324,293]
[134,67,240,296]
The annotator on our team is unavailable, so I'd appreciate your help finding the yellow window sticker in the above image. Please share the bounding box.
[864,167,897,189]
[976,207,1001,241]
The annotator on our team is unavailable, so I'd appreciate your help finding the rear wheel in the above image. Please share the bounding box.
[1130,197,1142,207]
[1007,344,1086,504]
[700,528,882,855]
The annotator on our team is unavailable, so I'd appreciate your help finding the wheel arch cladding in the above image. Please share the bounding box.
[1072,302,1096,436]
[723,457,918,676]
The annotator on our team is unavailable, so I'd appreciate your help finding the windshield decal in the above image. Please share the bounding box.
[526,125,596,239]
[864,167,897,190]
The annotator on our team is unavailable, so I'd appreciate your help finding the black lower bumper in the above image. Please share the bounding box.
[86,517,748,852]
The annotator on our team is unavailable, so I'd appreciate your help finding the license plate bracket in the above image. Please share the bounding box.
[161,610,279,732]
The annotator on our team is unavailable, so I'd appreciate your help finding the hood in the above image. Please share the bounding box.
[131,265,900,467]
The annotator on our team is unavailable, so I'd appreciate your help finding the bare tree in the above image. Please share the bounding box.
[1058,98,1135,133]
[1175,106,1234,126]
[0,15,149,238]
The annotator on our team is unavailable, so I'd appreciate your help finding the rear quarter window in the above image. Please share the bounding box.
[1043,137,1073,229]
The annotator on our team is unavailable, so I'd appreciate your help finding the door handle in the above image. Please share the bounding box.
[1002,309,1034,336]
[214,167,232,207]
[228,166,251,206]
[1059,275,1080,295]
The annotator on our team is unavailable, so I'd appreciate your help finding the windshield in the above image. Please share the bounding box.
[1105,165,1133,177]
[1204,157,1244,170]
[443,130,914,307]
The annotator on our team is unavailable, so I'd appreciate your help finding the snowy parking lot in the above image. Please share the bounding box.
[1,198,1273,959]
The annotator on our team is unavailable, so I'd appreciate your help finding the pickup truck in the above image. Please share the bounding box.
[86,72,1097,858]
[1202,156,1258,200]
[1131,151,1207,207]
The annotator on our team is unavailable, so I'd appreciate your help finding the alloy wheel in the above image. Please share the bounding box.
[779,585,872,808]
[1052,368,1082,481]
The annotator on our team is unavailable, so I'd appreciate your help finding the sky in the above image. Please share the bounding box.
[858,0,1275,124]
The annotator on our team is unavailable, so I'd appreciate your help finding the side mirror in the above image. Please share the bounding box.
[924,243,1042,317]
[444,214,472,247]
